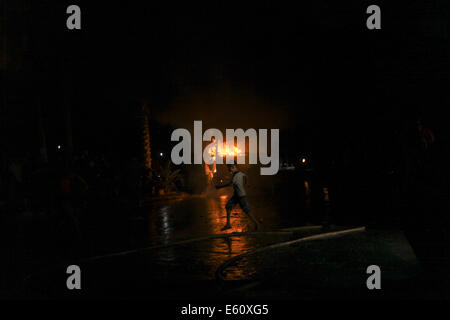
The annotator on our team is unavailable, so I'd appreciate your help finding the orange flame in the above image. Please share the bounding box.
[208,143,242,157]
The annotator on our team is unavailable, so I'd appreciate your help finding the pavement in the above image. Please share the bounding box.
[22,222,423,299]
[5,174,444,300]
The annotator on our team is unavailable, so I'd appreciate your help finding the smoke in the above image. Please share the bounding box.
[157,85,293,132]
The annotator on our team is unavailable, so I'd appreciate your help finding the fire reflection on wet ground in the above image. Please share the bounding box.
[23,174,337,296]
[139,185,323,281]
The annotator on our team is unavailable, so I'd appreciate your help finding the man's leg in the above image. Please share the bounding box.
[222,196,237,230]
[239,196,261,231]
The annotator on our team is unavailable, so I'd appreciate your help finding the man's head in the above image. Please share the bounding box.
[227,164,238,173]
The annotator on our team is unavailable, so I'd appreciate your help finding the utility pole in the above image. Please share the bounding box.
[141,103,152,180]
[37,98,48,164]
[1,0,8,171]
[64,90,73,166]
[61,57,74,167]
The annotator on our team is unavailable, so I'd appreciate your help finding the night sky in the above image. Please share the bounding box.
[2,0,449,162]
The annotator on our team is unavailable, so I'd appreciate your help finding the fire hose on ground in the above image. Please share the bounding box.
[22,225,365,294]
[214,226,365,293]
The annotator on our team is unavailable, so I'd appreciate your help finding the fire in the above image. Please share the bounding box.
[208,143,242,157]
[218,145,242,157]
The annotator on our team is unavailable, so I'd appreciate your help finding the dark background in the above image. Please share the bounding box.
[2,0,449,161]
[1,0,450,301]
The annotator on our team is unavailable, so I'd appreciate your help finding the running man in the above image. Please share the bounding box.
[215,164,261,231]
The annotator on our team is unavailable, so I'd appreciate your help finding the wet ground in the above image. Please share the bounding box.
[3,169,450,299]
[20,183,324,298]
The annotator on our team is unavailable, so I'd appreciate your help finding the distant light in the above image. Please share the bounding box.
[57,145,61,150]
[160,152,163,157]
[301,157,307,164]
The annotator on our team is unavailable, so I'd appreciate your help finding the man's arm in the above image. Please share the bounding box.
[244,174,249,187]
[214,181,232,189]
